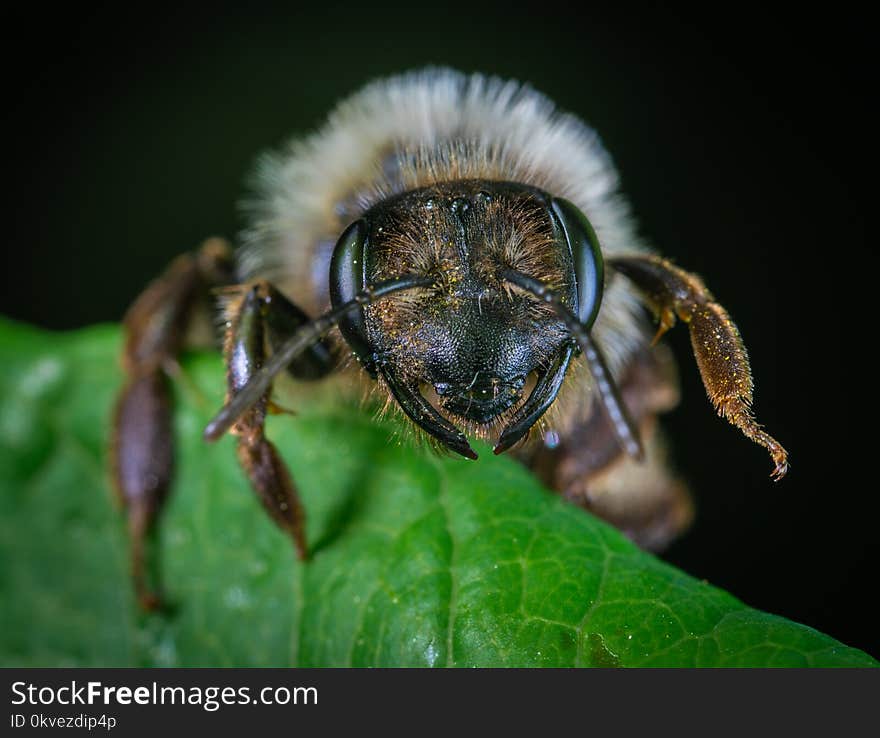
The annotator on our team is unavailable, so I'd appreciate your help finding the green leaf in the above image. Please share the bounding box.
[0,317,875,668]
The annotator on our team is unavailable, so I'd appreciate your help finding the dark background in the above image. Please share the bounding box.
[3,6,875,658]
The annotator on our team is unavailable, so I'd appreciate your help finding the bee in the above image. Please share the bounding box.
[112,69,787,609]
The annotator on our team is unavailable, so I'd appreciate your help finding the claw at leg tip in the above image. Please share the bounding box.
[292,530,309,561]
[137,591,163,613]
[771,461,789,482]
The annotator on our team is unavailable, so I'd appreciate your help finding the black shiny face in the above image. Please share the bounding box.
[329,179,603,455]
[417,294,549,424]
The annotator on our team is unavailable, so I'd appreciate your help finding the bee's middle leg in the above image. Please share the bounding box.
[521,347,693,551]
[222,281,334,560]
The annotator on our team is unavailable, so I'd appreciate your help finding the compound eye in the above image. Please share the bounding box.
[434,382,451,396]
[329,220,375,373]
[549,198,605,331]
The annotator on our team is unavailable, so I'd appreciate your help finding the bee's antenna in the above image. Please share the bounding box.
[203,275,434,442]
[501,268,644,461]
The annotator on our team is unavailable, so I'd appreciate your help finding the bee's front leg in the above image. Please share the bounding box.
[112,239,234,610]
[610,255,788,480]
[221,281,335,561]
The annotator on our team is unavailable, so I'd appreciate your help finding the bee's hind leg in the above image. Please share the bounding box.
[112,239,235,611]
[610,255,788,480]
[220,281,335,561]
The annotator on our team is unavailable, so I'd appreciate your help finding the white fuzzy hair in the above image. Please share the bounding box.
[239,68,651,388]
